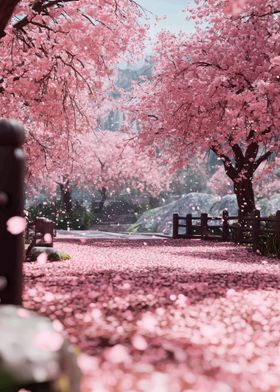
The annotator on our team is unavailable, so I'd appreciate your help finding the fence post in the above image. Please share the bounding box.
[172,213,179,239]
[0,120,25,305]
[252,209,260,250]
[235,209,243,243]
[201,213,208,239]
[186,213,192,239]
[275,210,280,246]
[222,209,229,241]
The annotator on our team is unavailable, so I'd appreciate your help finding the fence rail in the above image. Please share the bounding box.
[172,210,280,250]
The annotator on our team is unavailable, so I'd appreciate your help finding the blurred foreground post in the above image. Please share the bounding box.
[0,120,25,305]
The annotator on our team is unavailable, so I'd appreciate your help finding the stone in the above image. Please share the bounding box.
[257,194,280,216]
[129,192,219,235]
[209,194,238,217]
[28,247,70,262]
[0,305,80,391]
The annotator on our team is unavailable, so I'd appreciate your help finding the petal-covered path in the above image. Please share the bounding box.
[23,239,280,392]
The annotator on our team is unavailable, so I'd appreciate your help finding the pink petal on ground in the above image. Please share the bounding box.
[131,334,148,351]
[78,354,99,373]
[37,252,48,263]
[104,344,131,364]
[139,312,158,332]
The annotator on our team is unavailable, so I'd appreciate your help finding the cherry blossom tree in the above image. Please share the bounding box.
[0,0,147,181]
[127,0,280,216]
[32,130,172,215]
[209,159,280,200]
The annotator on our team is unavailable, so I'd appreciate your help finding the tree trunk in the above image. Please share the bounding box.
[211,141,272,218]
[93,187,107,214]
[233,178,256,217]
[148,195,158,209]
[0,0,21,37]
[59,183,72,214]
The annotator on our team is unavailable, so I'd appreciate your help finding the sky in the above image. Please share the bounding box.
[137,0,195,37]
[120,1,195,68]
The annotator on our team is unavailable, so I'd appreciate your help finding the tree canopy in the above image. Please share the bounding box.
[0,0,146,183]
[126,0,280,215]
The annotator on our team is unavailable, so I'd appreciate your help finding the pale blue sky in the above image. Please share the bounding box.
[137,0,195,36]
[120,1,195,67]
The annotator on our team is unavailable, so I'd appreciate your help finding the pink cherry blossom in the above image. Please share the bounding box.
[125,0,280,216]
[32,330,64,352]
[1,0,147,189]
[131,334,148,351]
[22,238,280,391]
[104,344,131,364]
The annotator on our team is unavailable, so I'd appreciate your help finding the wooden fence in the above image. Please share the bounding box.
[172,209,280,250]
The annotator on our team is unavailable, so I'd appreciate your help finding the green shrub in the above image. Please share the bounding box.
[27,202,57,222]
[29,249,71,262]
[55,205,93,230]
[255,218,280,258]
[27,202,94,230]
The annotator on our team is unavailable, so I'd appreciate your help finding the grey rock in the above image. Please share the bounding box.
[29,247,70,262]
[0,305,80,391]
[130,193,219,235]
[257,194,280,216]
[209,194,238,217]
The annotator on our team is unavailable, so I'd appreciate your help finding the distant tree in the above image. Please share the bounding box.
[33,130,173,213]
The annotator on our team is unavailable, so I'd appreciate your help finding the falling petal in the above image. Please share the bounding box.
[6,216,26,235]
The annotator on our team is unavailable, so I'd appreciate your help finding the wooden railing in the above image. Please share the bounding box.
[172,209,280,249]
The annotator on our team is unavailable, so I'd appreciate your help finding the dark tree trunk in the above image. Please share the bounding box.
[233,178,256,217]
[0,0,21,38]
[59,183,72,214]
[148,195,158,209]
[93,187,107,214]
[211,140,272,219]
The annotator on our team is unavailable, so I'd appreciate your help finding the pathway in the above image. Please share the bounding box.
[23,238,280,392]
[56,229,170,240]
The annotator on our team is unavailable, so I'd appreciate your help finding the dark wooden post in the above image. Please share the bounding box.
[236,209,243,243]
[186,213,192,239]
[252,209,260,250]
[172,213,179,239]
[222,209,229,241]
[0,120,25,305]
[201,213,208,239]
[275,210,280,246]
[35,217,54,247]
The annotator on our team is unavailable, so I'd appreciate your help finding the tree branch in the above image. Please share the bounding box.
[211,145,237,180]
[253,151,273,170]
